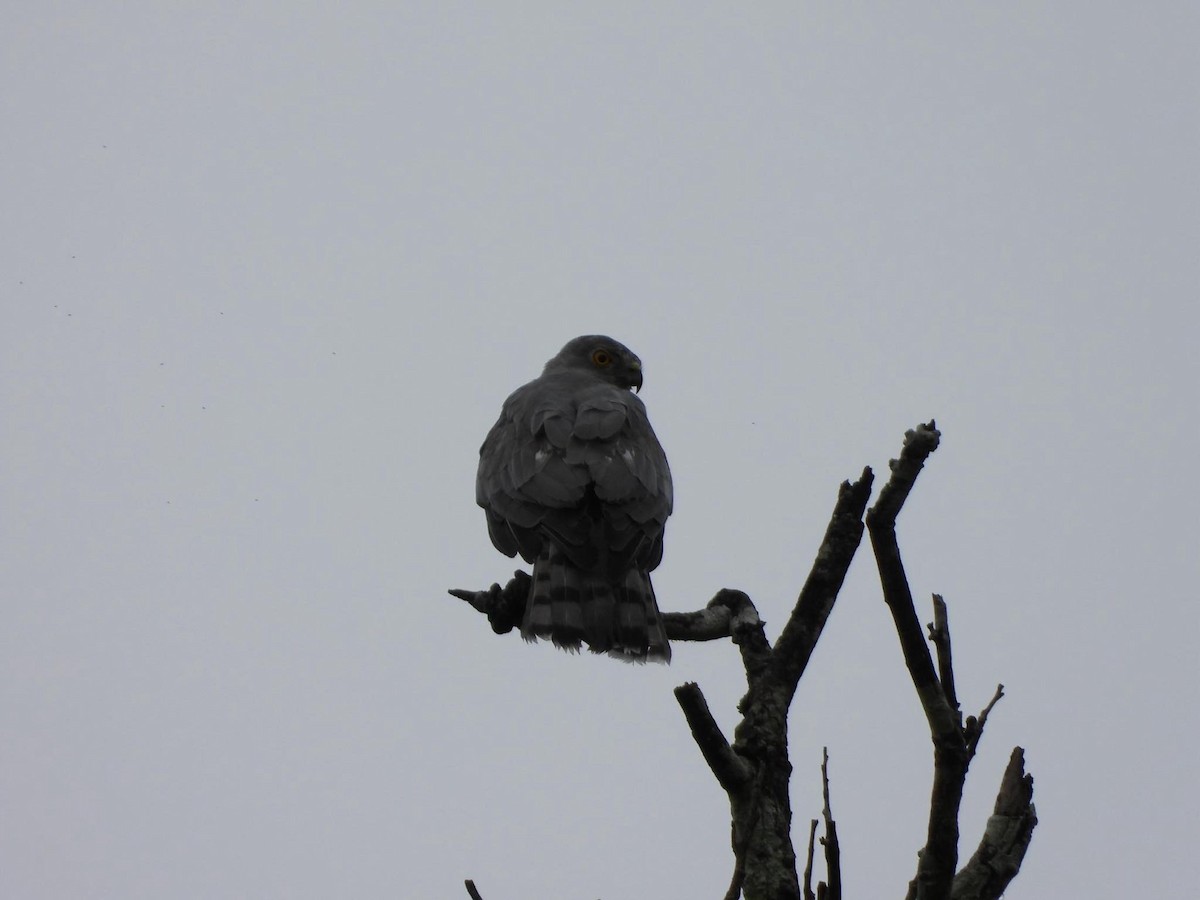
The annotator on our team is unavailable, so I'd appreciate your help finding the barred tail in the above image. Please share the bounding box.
[523,545,671,664]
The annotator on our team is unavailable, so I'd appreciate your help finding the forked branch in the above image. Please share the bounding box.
[672,469,874,900]
[867,421,1036,900]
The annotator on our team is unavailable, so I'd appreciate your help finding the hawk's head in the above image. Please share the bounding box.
[547,335,644,392]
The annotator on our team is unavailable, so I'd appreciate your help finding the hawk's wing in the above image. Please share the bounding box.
[477,374,672,574]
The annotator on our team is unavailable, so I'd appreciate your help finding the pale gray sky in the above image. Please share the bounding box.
[3,4,1196,899]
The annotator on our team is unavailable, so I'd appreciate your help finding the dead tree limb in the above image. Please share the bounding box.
[816,748,844,900]
[952,748,1038,900]
[801,746,844,900]
[928,594,960,719]
[802,819,819,900]
[669,470,873,900]
[866,421,1036,900]
[675,681,752,793]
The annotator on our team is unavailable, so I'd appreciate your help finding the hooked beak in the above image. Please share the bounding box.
[629,361,643,393]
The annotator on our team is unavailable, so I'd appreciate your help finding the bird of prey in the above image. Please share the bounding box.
[475,335,673,662]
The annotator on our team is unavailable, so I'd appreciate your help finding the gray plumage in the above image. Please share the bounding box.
[476,335,673,662]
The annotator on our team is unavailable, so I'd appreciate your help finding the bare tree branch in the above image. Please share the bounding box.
[819,748,842,900]
[718,470,872,900]
[803,819,819,900]
[952,748,1038,900]
[928,594,960,721]
[869,421,941,521]
[674,682,752,792]
[866,423,958,742]
[863,421,1036,900]
[662,599,735,641]
[867,423,969,900]
[965,685,1005,759]
[669,469,876,899]
[772,471,875,700]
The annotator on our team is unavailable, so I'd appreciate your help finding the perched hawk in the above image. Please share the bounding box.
[476,335,673,662]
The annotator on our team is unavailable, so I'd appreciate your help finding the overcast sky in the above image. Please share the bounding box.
[3,4,1196,899]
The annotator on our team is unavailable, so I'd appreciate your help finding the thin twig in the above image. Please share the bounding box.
[965,684,1005,758]
[978,684,1004,729]
[928,594,960,720]
[820,748,842,900]
[803,819,818,900]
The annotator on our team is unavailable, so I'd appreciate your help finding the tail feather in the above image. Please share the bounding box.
[550,559,585,649]
[523,544,670,663]
[526,551,583,651]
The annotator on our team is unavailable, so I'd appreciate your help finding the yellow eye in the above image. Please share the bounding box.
[591,348,613,367]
